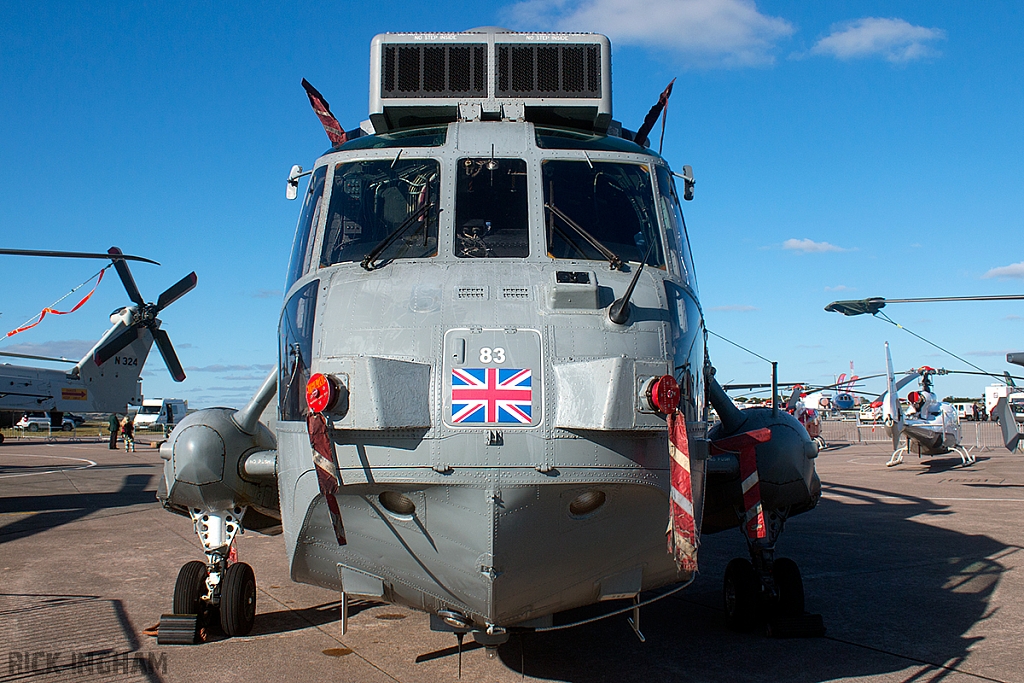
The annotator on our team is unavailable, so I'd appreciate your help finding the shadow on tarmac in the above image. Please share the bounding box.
[249,598,384,638]
[0,473,155,543]
[495,483,1016,682]
[1,592,164,683]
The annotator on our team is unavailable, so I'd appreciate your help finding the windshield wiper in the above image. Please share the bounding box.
[361,202,435,271]
[544,202,623,270]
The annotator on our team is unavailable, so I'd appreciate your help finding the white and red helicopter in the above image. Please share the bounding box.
[878,342,971,467]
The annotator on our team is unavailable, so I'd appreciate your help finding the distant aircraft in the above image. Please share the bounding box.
[827,295,1024,457]
[0,247,195,442]
[879,343,971,466]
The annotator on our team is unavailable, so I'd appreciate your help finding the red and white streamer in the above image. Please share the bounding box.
[667,411,698,572]
[710,428,772,541]
[5,268,106,338]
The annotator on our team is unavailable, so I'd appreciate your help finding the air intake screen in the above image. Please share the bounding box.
[496,44,601,99]
[382,44,487,98]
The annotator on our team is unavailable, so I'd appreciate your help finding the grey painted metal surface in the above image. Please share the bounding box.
[269,116,706,630]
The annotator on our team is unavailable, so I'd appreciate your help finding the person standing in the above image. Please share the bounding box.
[122,415,135,452]
[108,413,120,449]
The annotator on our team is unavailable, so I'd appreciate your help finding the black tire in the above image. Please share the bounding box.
[173,560,208,615]
[62,423,73,432]
[773,557,804,616]
[723,558,759,631]
[28,424,39,432]
[220,562,256,636]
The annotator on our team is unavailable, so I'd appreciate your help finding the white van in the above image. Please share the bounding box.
[952,402,980,421]
[132,399,188,429]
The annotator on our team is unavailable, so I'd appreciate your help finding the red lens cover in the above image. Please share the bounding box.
[306,373,336,413]
[651,375,680,414]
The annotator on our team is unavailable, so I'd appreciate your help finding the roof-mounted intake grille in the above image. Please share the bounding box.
[495,44,601,99]
[369,30,612,133]
[381,44,487,99]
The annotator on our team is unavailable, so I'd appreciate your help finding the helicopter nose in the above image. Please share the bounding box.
[485,482,686,625]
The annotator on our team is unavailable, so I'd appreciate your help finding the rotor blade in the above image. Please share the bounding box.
[884,342,902,452]
[152,327,186,382]
[108,247,145,305]
[0,248,159,265]
[94,325,142,366]
[895,373,920,392]
[0,350,76,364]
[992,397,1023,452]
[155,272,197,312]
[786,386,802,411]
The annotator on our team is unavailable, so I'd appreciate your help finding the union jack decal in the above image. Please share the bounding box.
[451,368,532,424]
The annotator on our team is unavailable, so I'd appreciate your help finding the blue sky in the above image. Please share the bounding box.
[2,0,1022,408]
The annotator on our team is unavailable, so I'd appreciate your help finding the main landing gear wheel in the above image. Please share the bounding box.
[723,558,759,631]
[219,562,256,636]
[772,557,805,617]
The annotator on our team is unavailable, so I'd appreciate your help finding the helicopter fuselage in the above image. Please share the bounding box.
[274,119,708,629]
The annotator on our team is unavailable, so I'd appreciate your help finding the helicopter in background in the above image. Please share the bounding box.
[0,247,195,441]
[878,343,972,466]
[827,296,1024,459]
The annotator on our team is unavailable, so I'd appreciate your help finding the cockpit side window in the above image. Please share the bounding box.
[542,161,665,268]
[455,158,530,258]
[285,166,327,290]
[655,166,697,290]
[320,159,440,266]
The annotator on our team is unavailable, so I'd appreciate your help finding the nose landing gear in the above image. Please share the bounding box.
[722,507,824,637]
[158,506,256,644]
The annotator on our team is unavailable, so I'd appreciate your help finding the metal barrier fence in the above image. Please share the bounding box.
[820,418,1022,451]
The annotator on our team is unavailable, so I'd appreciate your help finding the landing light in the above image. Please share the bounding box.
[437,609,470,630]
[379,491,416,517]
[569,490,606,517]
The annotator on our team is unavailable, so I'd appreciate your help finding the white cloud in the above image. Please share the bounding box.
[709,304,758,312]
[503,0,795,66]
[983,262,1024,280]
[1,339,95,360]
[183,363,276,373]
[783,238,846,253]
[825,285,853,292]
[810,18,945,63]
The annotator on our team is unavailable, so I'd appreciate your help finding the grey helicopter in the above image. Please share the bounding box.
[154,28,824,649]
[0,247,195,441]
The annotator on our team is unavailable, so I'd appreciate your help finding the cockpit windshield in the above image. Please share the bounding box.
[320,159,440,267]
[455,158,530,258]
[542,161,664,268]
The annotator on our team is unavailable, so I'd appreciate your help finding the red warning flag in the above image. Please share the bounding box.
[710,428,772,540]
[307,412,347,545]
[301,78,347,147]
[667,411,699,572]
[633,78,675,149]
[6,268,106,338]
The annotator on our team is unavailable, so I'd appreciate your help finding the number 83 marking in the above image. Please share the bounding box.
[479,347,505,364]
